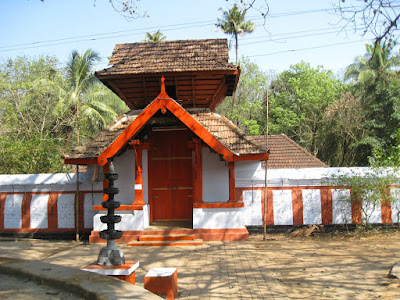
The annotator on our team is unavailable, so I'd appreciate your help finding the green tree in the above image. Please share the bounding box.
[142,30,166,42]
[0,55,66,173]
[54,49,128,146]
[269,62,344,158]
[321,91,366,166]
[344,41,400,164]
[217,57,268,135]
[0,53,128,174]
[216,4,255,65]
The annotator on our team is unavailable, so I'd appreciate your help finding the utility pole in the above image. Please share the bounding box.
[263,87,269,241]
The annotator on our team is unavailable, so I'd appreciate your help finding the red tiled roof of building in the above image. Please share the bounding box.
[247,134,328,169]
[64,105,266,161]
[96,39,237,77]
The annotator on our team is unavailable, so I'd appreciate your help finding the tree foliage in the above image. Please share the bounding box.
[142,30,167,42]
[269,62,344,158]
[344,41,400,165]
[217,57,268,135]
[216,4,255,65]
[0,54,128,174]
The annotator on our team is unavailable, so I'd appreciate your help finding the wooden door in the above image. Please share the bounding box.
[150,129,193,221]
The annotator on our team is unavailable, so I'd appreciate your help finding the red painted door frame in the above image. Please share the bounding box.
[149,128,193,222]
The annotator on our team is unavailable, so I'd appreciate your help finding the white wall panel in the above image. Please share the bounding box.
[362,190,382,224]
[4,194,23,229]
[30,194,48,229]
[243,190,262,226]
[332,189,352,224]
[84,193,103,229]
[302,189,322,225]
[202,148,229,203]
[391,188,400,223]
[57,194,75,229]
[272,190,293,225]
[114,150,135,205]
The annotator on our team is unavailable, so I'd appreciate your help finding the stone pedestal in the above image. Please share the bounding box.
[82,261,139,285]
[144,267,178,300]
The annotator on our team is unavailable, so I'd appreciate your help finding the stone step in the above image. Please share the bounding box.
[138,234,195,242]
[127,239,203,247]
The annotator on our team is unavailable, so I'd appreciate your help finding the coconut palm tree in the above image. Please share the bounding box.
[142,30,167,42]
[344,41,400,162]
[345,41,400,88]
[54,49,127,146]
[216,4,255,65]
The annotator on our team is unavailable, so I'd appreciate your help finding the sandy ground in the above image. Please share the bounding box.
[1,231,400,299]
[250,230,400,299]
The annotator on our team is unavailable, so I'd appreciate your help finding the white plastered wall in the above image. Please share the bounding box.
[93,205,150,231]
[113,150,135,205]
[193,207,245,229]
[202,148,229,203]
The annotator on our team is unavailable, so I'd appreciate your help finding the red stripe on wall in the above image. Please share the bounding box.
[0,194,5,229]
[22,193,31,229]
[381,188,392,223]
[351,191,362,224]
[48,193,58,230]
[321,188,333,224]
[292,188,303,225]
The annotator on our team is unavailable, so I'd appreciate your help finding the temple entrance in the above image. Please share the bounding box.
[150,128,193,221]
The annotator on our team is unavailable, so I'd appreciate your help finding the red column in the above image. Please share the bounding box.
[292,188,303,225]
[192,139,203,204]
[132,142,145,206]
[228,161,236,202]
[321,188,333,224]
[351,190,362,224]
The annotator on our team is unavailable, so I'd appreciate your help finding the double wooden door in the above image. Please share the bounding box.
[150,129,193,221]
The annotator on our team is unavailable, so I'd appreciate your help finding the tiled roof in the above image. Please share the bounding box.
[247,134,328,169]
[96,39,237,77]
[64,104,266,160]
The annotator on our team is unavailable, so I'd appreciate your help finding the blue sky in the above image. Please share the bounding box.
[0,0,376,76]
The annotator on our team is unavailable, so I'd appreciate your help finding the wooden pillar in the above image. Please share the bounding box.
[132,141,145,206]
[228,161,236,202]
[192,139,203,204]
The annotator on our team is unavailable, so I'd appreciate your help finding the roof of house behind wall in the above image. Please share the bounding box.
[247,134,328,169]
[96,39,237,77]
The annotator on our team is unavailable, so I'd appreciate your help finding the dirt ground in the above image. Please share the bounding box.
[2,230,400,299]
[250,229,400,299]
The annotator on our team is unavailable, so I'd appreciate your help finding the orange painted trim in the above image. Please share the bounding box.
[292,189,303,225]
[164,99,235,160]
[193,202,244,208]
[96,98,236,164]
[192,139,203,204]
[232,153,269,161]
[0,194,6,229]
[133,146,145,206]
[93,204,145,211]
[97,100,166,166]
[48,193,58,230]
[21,193,31,229]
[351,190,362,224]
[64,158,97,165]
[381,188,392,223]
[228,161,236,202]
[321,188,333,224]
[103,163,109,202]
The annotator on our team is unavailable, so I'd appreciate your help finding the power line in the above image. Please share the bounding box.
[246,39,372,58]
[0,6,360,53]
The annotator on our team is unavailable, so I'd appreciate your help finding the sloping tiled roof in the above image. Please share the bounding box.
[96,39,237,77]
[64,104,266,161]
[247,134,328,169]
